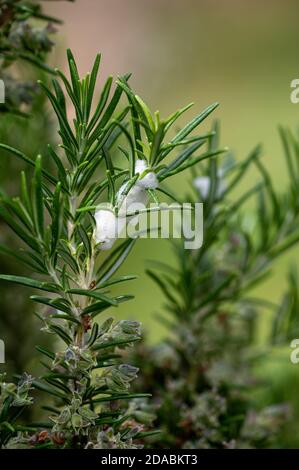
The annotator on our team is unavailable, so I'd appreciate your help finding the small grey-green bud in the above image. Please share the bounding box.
[119,320,141,336]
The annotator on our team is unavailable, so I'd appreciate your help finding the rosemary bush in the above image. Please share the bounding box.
[131,124,299,448]
[0,50,221,448]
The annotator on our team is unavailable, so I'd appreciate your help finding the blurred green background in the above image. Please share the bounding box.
[43,0,299,343]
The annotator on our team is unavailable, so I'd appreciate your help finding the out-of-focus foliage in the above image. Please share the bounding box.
[131,123,299,448]
[0,0,74,115]
[272,267,299,345]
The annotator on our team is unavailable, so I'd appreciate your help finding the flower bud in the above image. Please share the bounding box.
[118,364,139,380]
[119,320,141,336]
